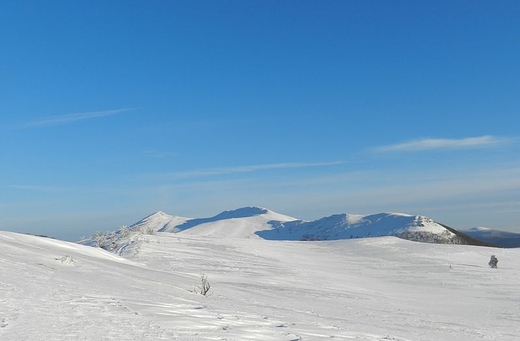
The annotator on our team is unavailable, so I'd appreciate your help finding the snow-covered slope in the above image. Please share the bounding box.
[2,230,520,340]
[176,207,297,238]
[462,227,520,248]
[0,231,181,340]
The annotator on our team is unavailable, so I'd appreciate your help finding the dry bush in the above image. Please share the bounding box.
[195,274,211,296]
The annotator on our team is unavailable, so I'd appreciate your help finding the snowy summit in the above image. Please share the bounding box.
[90,207,489,249]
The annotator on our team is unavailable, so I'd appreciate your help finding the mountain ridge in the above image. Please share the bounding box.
[81,206,507,249]
[261,212,475,244]
[461,227,520,248]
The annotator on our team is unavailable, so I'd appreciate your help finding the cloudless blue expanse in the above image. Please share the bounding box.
[1,1,519,240]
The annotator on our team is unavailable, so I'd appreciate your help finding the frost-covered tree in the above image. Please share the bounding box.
[119,225,130,238]
[489,255,498,268]
[92,231,108,248]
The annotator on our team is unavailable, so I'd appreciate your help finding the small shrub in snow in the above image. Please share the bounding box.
[91,231,119,251]
[56,255,75,265]
[195,274,211,296]
[489,255,498,268]
[85,223,155,254]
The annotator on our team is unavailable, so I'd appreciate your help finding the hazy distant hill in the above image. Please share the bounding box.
[462,227,520,248]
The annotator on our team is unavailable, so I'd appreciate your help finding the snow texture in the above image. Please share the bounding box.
[2,225,520,340]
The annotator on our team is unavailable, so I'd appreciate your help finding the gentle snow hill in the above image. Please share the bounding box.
[131,206,297,238]
[3,230,520,340]
[176,207,297,238]
[0,230,233,340]
[462,227,520,248]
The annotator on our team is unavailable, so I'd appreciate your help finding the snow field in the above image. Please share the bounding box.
[1,231,519,340]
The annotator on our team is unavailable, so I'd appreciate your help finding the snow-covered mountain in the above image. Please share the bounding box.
[128,207,297,237]
[84,206,493,249]
[259,212,470,243]
[462,227,520,248]
[129,210,191,233]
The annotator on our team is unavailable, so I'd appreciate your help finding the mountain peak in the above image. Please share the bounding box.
[129,211,190,234]
[212,206,269,220]
[149,210,169,218]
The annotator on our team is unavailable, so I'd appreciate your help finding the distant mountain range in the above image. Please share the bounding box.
[461,227,520,248]
[82,206,519,249]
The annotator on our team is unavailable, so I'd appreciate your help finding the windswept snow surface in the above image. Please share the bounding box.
[2,230,520,340]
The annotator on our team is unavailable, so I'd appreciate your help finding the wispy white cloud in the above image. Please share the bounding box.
[373,135,512,153]
[19,108,133,128]
[142,151,178,159]
[151,161,345,179]
[9,185,70,192]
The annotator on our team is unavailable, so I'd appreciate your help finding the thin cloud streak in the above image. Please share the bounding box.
[20,108,133,128]
[9,185,70,192]
[142,151,178,159]
[373,136,512,153]
[153,161,346,179]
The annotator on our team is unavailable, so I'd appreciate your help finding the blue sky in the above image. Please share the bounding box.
[1,1,519,240]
